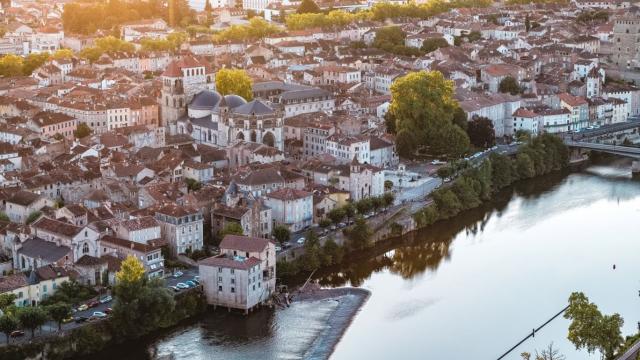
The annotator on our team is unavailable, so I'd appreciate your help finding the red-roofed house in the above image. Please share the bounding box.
[198,234,276,313]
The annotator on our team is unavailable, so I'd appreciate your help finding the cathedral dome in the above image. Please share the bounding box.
[189,90,222,110]
[222,94,247,109]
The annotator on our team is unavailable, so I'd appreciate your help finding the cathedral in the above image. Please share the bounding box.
[176,90,284,151]
[160,56,215,129]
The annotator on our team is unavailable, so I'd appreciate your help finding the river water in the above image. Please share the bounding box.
[96,159,640,360]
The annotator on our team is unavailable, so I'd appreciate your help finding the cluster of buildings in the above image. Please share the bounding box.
[1,0,640,310]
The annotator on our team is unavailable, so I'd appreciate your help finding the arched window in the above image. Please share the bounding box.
[82,243,89,254]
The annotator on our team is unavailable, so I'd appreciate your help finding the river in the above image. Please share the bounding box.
[95,159,640,360]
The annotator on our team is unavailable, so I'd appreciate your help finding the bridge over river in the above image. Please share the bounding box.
[563,119,640,174]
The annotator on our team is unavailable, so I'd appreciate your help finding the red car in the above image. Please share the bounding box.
[87,300,100,308]
[104,307,113,314]
[10,330,24,337]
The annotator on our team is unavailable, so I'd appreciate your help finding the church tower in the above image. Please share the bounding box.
[161,62,187,129]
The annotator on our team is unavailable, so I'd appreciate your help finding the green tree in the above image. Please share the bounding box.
[0,293,16,310]
[0,212,8,222]
[515,153,535,179]
[221,222,244,236]
[382,192,395,208]
[300,231,321,271]
[0,315,17,344]
[452,106,468,130]
[466,117,496,149]
[47,302,71,331]
[421,37,449,53]
[215,68,253,100]
[52,49,74,60]
[111,256,175,339]
[343,203,356,222]
[184,178,202,191]
[22,52,51,76]
[40,280,97,306]
[74,123,92,138]
[355,198,373,215]
[347,216,372,250]
[489,153,513,190]
[26,211,42,224]
[272,225,291,244]
[327,207,346,224]
[17,307,48,339]
[466,31,482,42]
[432,189,462,219]
[437,165,453,180]
[389,71,470,158]
[0,54,24,77]
[384,180,394,191]
[321,238,343,266]
[564,292,624,360]
[370,196,383,213]
[499,76,521,95]
[79,47,103,63]
[319,218,332,228]
[297,0,321,14]
[396,129,416,158]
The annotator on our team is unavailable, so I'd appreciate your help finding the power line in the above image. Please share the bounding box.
[496,305,570,360]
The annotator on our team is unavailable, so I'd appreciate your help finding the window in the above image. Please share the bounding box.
[82,243,89,254]
[231,287,235,293]
[231,279,235,284]
[230,269,235,274]
[218,285,222,292]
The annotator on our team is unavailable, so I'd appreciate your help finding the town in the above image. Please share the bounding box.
[0,0,637,358]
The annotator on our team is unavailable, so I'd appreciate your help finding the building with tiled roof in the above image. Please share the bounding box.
[199,234,276,312]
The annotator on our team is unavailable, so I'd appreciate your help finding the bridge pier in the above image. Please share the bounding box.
[632,161,640,178]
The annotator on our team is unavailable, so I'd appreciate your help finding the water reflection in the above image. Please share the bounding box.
[88,159,640,360]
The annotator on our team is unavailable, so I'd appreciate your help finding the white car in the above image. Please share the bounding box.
[176,282,189,289]
[275,245,282,252]
[173,271,183,278]
[92,311,107,318]
[297,237,305,244]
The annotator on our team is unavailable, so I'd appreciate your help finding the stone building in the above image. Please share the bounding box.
[198,235,276,313]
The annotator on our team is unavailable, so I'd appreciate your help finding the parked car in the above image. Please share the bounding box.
[173,271,184,278]
[168,286,180,292]
[282,242,292,249]
[275,245,282,252]
[74,316,89,323]
[176,283,189,289]
[194,275,200,281]
[87,300,100,308]
[186,280,197,287]
[62,316,74,324]
[77,304,88,311]
[92,311,107,318]
[10,330,24,338]
[105,308,113,314]
[191,279,200,285]
[338,222,346,228]
[330,225,337,231]
[296,237,305,244]
[99,295,112,304]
